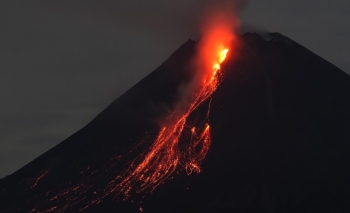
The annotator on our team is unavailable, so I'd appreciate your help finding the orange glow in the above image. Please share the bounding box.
[109,27,235,197]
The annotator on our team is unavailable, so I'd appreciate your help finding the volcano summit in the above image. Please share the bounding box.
[1,33,350,213]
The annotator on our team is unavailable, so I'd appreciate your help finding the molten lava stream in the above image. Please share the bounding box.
[108,47,230,197]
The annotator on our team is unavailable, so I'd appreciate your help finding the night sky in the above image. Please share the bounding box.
[1,0,349,177]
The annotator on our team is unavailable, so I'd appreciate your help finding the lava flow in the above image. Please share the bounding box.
[23,24,236,213]
[109,40,231,197]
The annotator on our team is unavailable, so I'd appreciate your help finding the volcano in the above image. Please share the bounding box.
[1,33,350,213]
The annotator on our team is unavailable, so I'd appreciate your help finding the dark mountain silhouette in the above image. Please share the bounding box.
[1,33,350,213]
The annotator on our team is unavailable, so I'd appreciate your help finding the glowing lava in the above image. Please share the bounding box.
[31,170,49,189]
[110,47,230,197]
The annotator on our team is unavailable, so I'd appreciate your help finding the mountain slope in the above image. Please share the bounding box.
[1,33,350,213]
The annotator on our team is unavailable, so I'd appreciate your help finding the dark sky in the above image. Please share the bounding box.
[1,0,349,177]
